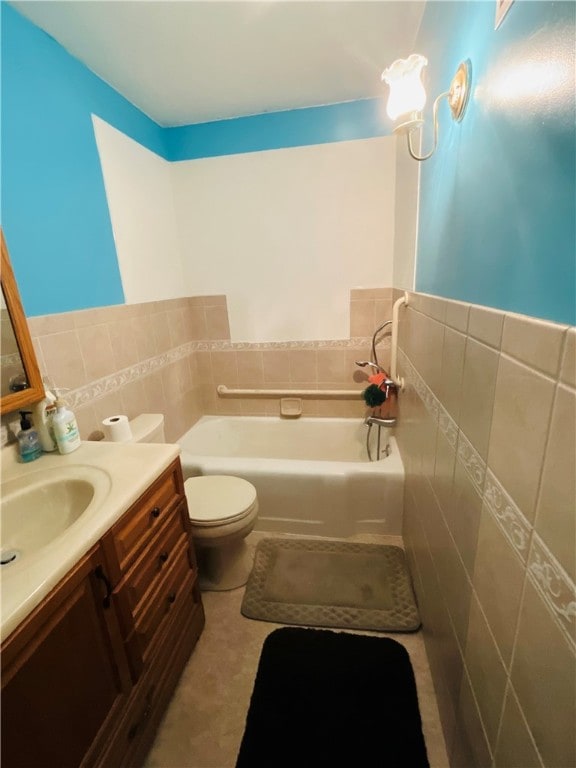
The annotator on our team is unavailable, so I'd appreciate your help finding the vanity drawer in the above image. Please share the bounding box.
[133,540,194,663]
[109,462,183,575]
[95,585,204,768]
[124,507,189,618]
[123,594,204,768]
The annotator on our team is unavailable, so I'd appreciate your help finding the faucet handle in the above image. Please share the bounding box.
[382,378,397,398]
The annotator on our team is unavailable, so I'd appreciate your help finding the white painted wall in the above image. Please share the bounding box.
[92,115,186,304]
[94,119,399,340]
[172,137,397,342]
[392,135,420,291]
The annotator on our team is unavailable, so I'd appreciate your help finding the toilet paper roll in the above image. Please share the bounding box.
[102,415,133,443]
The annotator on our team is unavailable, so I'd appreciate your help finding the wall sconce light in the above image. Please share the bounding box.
[382,54,472,161]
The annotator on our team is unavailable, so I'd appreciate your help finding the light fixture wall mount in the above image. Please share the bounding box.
[448,60,471,122]
[382,56,472,161]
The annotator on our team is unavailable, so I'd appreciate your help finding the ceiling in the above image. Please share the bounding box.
[11,1,425,127]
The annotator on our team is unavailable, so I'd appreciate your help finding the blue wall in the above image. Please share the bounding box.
[1,3,170,315]
[4,2,575,324]
[2,4,390,317]
[165,99,387,161]
[414,0,575,325]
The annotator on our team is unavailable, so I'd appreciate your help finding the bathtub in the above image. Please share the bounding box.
[177,416,404,538]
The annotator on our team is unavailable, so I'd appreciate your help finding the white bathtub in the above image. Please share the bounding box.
[177,416,404,537]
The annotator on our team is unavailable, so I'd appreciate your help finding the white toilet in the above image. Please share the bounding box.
[123,414,259,592]
[184,475,258,591]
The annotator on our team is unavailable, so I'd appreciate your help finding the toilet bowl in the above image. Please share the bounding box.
[184,475,259,591]
[109,414,259,592]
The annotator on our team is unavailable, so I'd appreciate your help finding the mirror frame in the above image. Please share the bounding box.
[1,229,45,415]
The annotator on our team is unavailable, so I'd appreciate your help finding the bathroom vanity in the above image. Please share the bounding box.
[1,448,205,768]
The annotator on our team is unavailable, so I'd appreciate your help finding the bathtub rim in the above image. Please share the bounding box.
[176,415,403,476]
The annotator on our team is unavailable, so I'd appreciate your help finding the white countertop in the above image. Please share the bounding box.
[0,440,180,641]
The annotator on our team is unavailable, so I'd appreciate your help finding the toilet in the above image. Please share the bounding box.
[184,475,258,591]
[122,414,259,592]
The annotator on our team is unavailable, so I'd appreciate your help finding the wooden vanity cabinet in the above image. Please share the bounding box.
[101,460,205,684]
[1,458,205,768]
[1,545,132,768]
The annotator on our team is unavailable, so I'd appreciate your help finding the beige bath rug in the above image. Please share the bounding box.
[241,538,421,632]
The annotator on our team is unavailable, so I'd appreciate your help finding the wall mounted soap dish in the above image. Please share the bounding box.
[280,397,302,418]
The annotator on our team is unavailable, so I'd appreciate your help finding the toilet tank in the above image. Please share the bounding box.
[129,414,165,443]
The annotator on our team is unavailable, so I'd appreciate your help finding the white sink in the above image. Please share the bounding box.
[0,440,179,641]
[1,466,111,562]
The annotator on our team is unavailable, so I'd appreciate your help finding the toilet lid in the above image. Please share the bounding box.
[185,475,258,525]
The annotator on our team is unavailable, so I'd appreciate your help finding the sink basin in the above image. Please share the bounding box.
[1,466,111,561]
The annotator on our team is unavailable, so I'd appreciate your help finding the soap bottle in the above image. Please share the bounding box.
[17,411,42,463]
[32,389,58,452]
[52,397,81,454]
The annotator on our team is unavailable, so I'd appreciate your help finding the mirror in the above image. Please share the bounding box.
[1,230,45,415]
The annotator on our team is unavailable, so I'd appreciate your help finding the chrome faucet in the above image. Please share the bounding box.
[355,361,397,399]
[357,319,398,462]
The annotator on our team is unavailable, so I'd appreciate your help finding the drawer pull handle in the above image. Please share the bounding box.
[150,506,161,519]
[94,565,112,609]
[167,592,177,605]
[159,552,169,565]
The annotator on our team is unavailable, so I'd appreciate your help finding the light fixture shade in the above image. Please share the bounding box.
[382,54,428,121]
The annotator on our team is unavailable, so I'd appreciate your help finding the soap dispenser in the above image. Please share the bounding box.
[52,396,81,454]
[17,411,42,463]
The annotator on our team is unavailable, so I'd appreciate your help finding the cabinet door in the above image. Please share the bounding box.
[1,546,132,768]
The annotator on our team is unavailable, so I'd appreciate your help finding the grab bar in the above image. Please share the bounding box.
[390,291,409,390]
[217,385,362,400]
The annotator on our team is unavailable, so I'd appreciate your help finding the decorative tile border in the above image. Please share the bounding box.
[201,336,388,352]
[67,342,196,410]
[400,341,576,652]
[64,336,383,410]
[457,431,486,498]
[484,469,532,564]
[438,406,458,449]
[528,533,576,651]
[401,348,478,470]
[400,352,435,420]
[401,350,447,436]
[402,346,532,561]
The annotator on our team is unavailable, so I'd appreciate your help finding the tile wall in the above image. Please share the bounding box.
[11,280,574,767]
[25,296,228,442]
[197,287,393,419]
[395,290,575,767]
[15,288,394,442]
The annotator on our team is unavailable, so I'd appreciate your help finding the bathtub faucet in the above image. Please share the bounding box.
[356,361,397,399]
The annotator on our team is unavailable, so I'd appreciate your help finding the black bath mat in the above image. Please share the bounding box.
[235,627,430,768]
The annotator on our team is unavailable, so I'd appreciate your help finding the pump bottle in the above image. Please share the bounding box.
[32,389,58,452]
[52,397,81,454]
[17,411,42,462]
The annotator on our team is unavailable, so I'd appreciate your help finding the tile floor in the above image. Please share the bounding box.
[145,532,450,768]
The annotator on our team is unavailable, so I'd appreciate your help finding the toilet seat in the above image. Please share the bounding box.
[184,475,258,528]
